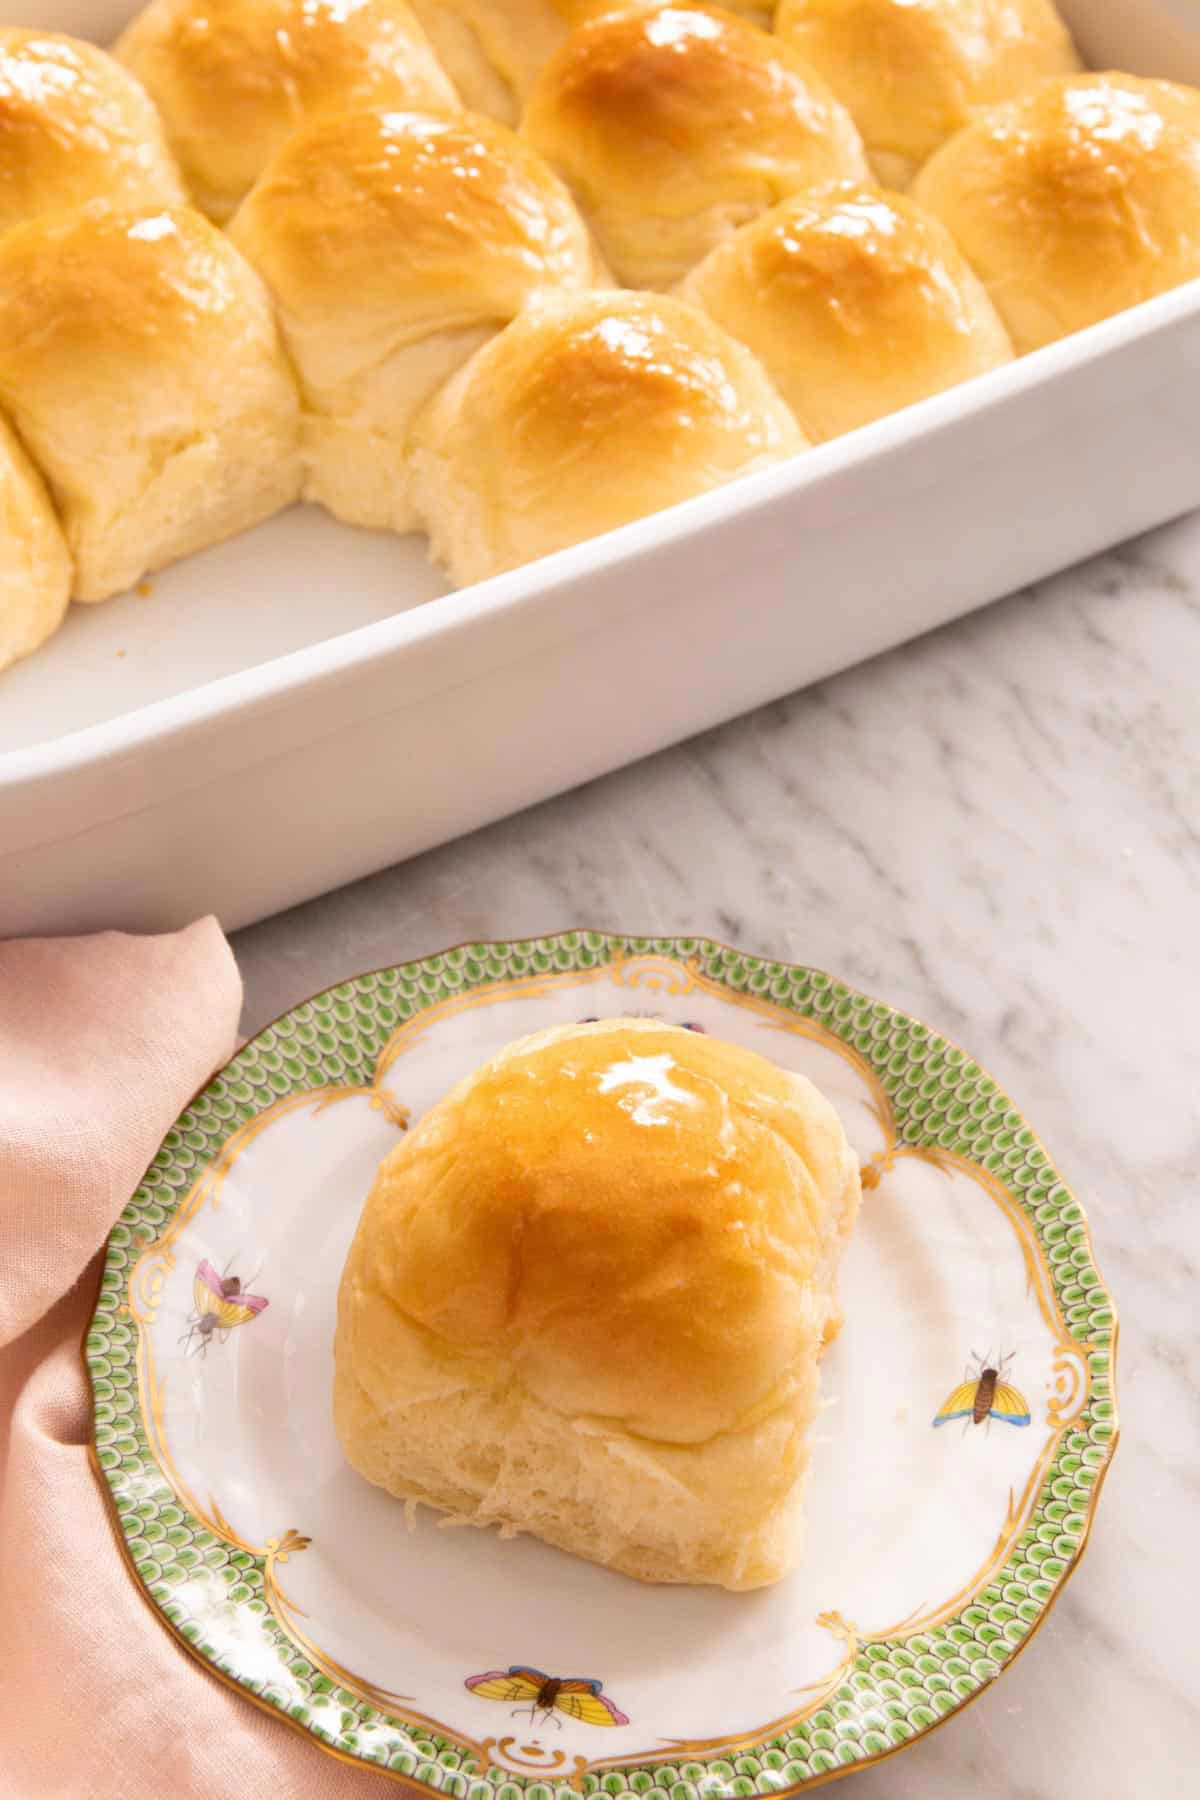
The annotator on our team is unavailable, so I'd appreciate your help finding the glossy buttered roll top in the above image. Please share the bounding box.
[679,182,1013,441]
[776,0,1080,189]
[0,27,184,234]
[116,0,459,220]
[408,0,776,125]
[231,108,600,533]
[0,205,300,602]
[409,289,807,585]
[521,1,871,288]
[334,1019,862,1587]
[913,73,1200,352]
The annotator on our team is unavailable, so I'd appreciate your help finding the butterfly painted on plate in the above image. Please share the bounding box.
[933,1350,1031,1432]
[181,1259,269,1355]
[465,1667,629,1729]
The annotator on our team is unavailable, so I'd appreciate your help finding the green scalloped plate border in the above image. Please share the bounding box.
[85,931,1119,1793]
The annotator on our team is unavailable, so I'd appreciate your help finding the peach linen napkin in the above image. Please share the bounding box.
[0,921,394,1799]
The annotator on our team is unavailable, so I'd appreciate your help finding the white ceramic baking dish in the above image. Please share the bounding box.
[1,0,1198,937]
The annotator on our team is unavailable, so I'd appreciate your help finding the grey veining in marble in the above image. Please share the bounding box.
[234,508,1200,1800]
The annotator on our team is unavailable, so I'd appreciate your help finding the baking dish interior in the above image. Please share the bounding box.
[0,0,1198,767]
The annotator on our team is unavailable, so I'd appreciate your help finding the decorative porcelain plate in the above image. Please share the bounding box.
[87,933,1118,1793]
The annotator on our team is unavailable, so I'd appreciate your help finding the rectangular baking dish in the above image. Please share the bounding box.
[2,0,1199,937]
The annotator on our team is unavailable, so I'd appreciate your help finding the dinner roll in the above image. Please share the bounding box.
[231,109,598,533]
[0,416,72,676]
[116,0,459,221]
[406,0,573,122]
[913,74,1200,352]
[410,291,806,585]
[776,0,1079,188]
[679,183,1013,440]
[407,0,773,122]
[521,2,870,288]
[334,1019,861,1588]
[0,205,300,603]
[0,27,184,235]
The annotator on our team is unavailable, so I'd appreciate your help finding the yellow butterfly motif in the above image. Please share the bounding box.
[465,1666,628,1727]
[934,1351,1031,1429]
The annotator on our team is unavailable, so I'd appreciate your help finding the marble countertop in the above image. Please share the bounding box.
[233,509,1200,1800]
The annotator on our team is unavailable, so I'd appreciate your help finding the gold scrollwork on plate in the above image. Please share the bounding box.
[621,1613,860,1765]
[128,1249,175,1326]
[475,1738,590,1790]
[120,950,1110,1785]
[610,953,698,996]
[1047,1346,1088,1430]
[264,1533,423,1715]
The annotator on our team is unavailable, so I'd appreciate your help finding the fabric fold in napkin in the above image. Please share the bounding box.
[0,920,388,1796]
[0,919,241,1348]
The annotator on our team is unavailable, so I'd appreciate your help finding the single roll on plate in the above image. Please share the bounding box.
[406,0,574,122]
[0,415,72,676]
[0,204,301,603]
[913,73,1200,353]
[0,27,184,235]
[231,109,598,534]
[116,0,459,221]
[679,183,1013,441]
[334,1019,862,1588]
[520,2,870,288]
[776,0,1079,189]
[409,290,806,585]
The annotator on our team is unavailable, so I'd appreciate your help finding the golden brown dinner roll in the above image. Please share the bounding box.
[410,291,806,585]
[231,109,598,533]
[680,183,1013,440]
[0,416,72,676]
[406,0,572,122]
[521,2,870,288]
[776,0,1079,189]
[0,27,184,235]
[0,204,300,603]
[334,1019,861,1588]
[913,74,1200,353]
[116,0,459,221]
[406,0,772,121]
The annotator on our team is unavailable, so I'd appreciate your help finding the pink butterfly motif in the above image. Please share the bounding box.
[181,1259,269,1355]
[466,1666,629,1728]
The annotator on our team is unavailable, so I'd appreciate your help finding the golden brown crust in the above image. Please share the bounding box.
[0,27,184,234]
[0,204,300,600]
[410,290,806,584]
[334,1019,861,1586]
[521,1,870,286]
[361,1021,852,1436]
[679,182,1013,439]
[116,0,459,219]
[776,0,1080,187]
[230,108,597,531]
[0,204,270,378]
[912,73,1200,351]
[231,108,593,326]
